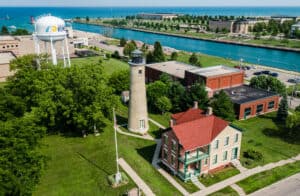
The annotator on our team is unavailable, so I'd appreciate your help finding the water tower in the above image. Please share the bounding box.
[128,50,149,134]
[33,15,71,68]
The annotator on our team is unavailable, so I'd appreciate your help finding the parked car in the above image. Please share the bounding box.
[269,72,278,77]
[288,78,300,84]
[244,66,251,70]
[253,71,262,75]
[262,70,270,75]
[234,65,242,69]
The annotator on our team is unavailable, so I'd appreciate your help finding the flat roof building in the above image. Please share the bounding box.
[137,13,178,20]
[222,85,279,120]
[0,52,15,82]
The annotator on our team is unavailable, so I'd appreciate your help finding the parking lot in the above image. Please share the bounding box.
[243,66,300,87]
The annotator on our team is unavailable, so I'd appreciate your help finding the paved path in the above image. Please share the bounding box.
[149,118,166,129]
[191,175,206,190]
[230,184,246,196]
[151,138,190,196]
[118,158,155,196]
[116,126,154,141]
[191,154,300,196]
[231,159,248,173]
[249,173,300,196]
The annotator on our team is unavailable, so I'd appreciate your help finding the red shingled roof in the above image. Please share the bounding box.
[171,111,229,151]
[171,108,205,124]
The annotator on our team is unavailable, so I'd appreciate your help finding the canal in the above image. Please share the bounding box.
[74,23,300,72]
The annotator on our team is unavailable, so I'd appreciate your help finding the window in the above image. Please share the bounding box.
[164,148,168,161]
[213,155,218,164]
[204,158,208,165]
[223,151,228,161]
[224,137,229,146]
[139,119,145,129]
[244,107,251,118]
[171,140,176,152]
[164,134,168,145]
[171,155,176,166]
[138,69,143,74]
[214,140,219,149]
[235,133,239,143]
[231,148,238,160]
[256,104,263,114]
[268,101,275,109]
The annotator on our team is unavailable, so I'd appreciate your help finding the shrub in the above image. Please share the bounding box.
[243,149,263,161]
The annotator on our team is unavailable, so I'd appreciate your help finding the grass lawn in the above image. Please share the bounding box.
[198,166,240,187]
[237,161,300,194]
[173,175,200,193]
[34,124,181,196]
[0,82,6,88]
[208,186,239,196]
[176,52,237,68]
[71,56,129,75]
[232,112,300,168]
[149,112,171,128]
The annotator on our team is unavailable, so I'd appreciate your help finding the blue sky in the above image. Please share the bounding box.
[0,0,299,7]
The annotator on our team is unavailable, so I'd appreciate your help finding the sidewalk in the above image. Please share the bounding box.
[119,158,155,196]
[149,118,166,129]
[190,154,300,196]
[116,126,154,141]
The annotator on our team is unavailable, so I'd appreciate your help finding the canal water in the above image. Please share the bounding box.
[74,23,300,72]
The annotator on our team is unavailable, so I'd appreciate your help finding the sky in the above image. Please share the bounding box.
[0,0,299,7]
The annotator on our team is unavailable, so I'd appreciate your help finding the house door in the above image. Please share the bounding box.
[231,148,238,160]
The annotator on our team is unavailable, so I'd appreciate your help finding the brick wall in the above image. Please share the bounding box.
[205,72,244,91]
[161,130,179,172]
[237,95,279,120]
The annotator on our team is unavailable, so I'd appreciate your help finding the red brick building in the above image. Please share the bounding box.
[161,104,242,181]
[222,85,280,120]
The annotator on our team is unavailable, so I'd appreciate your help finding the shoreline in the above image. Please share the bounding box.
[74,21,300,53]
[74,29,300,77]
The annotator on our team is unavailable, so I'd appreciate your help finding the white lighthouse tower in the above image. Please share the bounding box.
[128,50,149,134]
[33,15,71,68]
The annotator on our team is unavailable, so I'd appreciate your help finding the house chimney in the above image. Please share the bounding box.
[193,101,198,109]
[170,119,174,127]
[206,107,213,116]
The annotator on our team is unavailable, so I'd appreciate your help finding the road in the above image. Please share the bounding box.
[249,173,300,196]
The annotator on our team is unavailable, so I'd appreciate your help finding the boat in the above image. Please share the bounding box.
[8,25,16,29]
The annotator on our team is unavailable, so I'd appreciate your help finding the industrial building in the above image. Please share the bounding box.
[222,85,279,120]
[161,104,242,181]
[137,13,178,20]
[145,61,244,90]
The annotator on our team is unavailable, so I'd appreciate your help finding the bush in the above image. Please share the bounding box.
[243,149,263,161]
[106,53,111,59]
[111,50,120,59]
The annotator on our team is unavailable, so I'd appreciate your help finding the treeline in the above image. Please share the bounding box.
[1,25,30,36]
[0,55,120,195]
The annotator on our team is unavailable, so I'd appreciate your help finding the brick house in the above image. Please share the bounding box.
[161,103,242,181]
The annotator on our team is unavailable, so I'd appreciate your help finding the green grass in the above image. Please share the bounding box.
[149,112,171,128]
[34,124,181,196]
[173,175,200,193]
[71,56,129,75]
[199,166,240,186]
[245,38,300,49]
[0,82,6,88]
[176,51,237,68]
[232,112,300,168]
[208,186,239,196]
[106,39,121,46]
[237,161,300,194]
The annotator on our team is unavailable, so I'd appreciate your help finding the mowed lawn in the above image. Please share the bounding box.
[232,112,300,168]
[71,56,129,75]
[34,125,181,196]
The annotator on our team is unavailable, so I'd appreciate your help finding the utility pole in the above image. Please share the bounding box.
[113,108,122,184]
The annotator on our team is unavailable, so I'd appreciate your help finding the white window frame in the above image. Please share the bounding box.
[164,148,168,161]
[171,139,176,152]
[213,154,218,165]
[214,140,219,149]
[234,133,239,143]
[171,154,176,167]
[204,158,208,165]
[139,119,145,129]
[223,151,228,161]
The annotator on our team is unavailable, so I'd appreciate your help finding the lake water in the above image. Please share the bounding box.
[0,7,300,71]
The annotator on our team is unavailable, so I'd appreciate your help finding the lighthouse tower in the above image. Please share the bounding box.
[128,50,149,134]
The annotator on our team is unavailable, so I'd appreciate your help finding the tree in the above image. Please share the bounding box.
[285,112,300,137]
[189,53,201,66]
[155,96,172,114]
[250,75,286,96]
[171,51,178,60]
[185,82,209,110]
[277,95,289,121]
[211,90,236,121]
[123,42,136,57]
[152,41,165,63]
[147,81,168,112]
[120,37,127,47]
[295,104,300,112]
[109,69,130,94]
[111,50,120,59]
[11,28,30,35]
[168,81,186,112]
[1,26,9,35]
